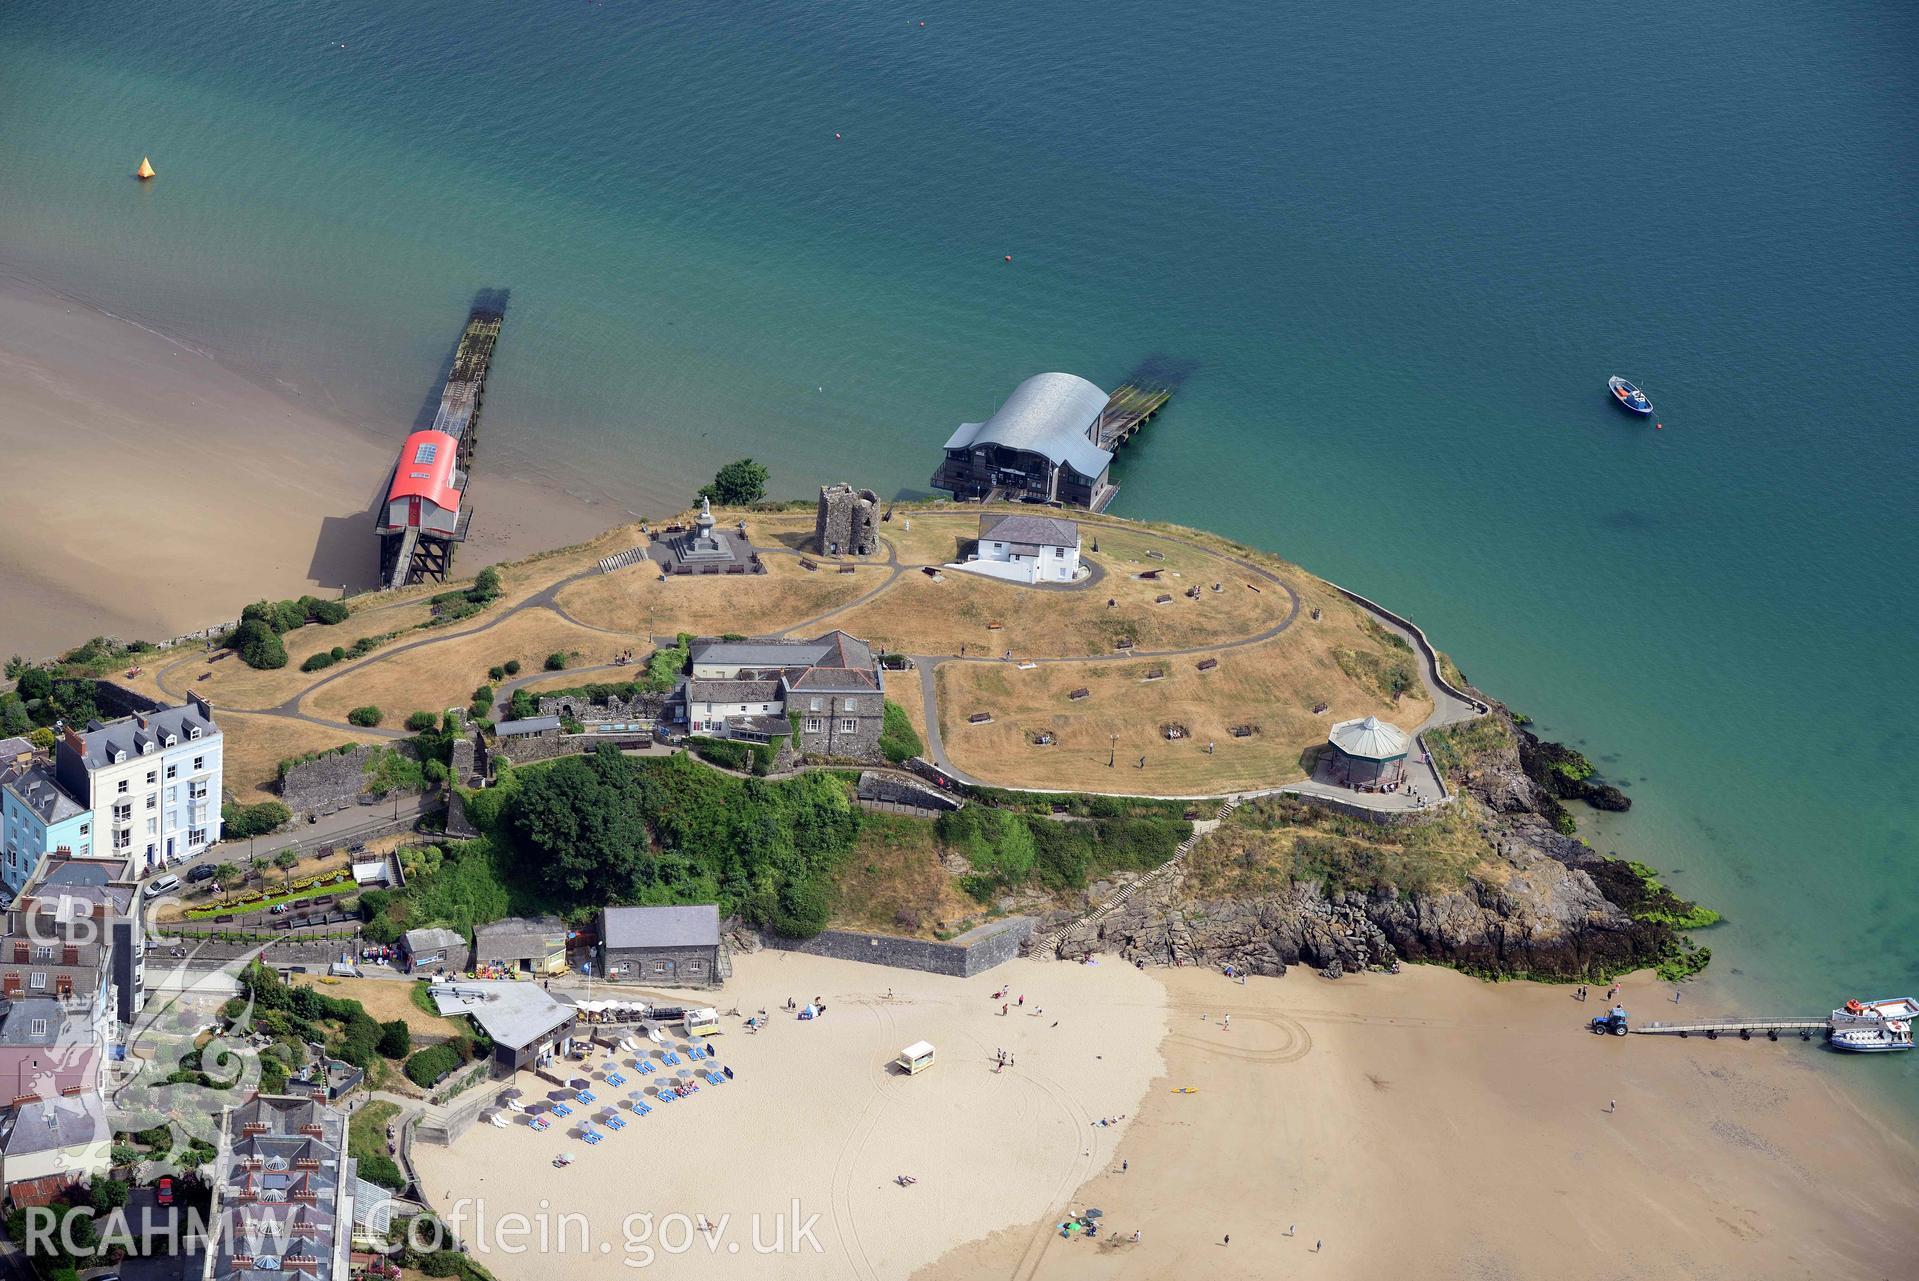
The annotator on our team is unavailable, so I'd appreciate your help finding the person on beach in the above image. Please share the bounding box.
[1224,1234,1230,1246]
[1607,1099,1616,1113]
[1018,994,1025,1006]
[1223,1014,1231,1031]
[1122,1159,1128,1173]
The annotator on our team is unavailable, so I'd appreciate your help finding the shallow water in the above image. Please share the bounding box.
[2,1,1913,1099]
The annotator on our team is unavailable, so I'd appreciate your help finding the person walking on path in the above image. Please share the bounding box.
[1607,1099,1617,1113]
[1121,1159,1128,1173]
[1316,1239,1323,1253]
[1223,1235,1230,1247]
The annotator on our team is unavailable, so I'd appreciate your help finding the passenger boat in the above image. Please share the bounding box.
[1607,376,1654,415]
[1828,996,1916,1053]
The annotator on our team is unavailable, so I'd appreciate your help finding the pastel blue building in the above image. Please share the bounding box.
[1,754,94,900]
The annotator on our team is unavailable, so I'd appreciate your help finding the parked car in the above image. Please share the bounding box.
[186,864,218,883]
[156,1176,174,1206]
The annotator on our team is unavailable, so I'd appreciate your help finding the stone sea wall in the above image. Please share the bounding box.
[760,916,1034,978]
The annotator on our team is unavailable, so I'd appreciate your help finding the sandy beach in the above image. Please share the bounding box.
[411,951,1169,1280]
[923,965,1919,1281]
[412,955,1918,1281]
[0,274,613,658]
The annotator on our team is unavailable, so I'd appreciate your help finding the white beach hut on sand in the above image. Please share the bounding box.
[896,1040,936,1075]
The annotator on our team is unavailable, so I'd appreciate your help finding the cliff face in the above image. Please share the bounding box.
[1042,710,1683,980]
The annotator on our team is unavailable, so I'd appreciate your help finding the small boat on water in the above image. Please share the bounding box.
[1607,376,1653,415]
[1829,996,1916,1053]
[136,156,156,181]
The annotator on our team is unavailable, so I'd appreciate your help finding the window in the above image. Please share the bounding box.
[189,828,206,846]
[845,699,860,713]
[414,441,439,464]
[193,756,204,771]
[78,824,88,837]
[808,698,822,712]
[113,831,130,851]
[840,718,858,733]
[189,727,201,740]
[29,972,44,990]
[147,795,157,810]
[166,765,177,780]
[32,945,52,961]
[146,770,158,785]
[28,1019,45,1037]
[116,781,128,795]
[804,718,824,733]
[113,803,131,822]
[164,734,177,748]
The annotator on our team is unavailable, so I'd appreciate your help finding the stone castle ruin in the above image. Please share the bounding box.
[815,483,879,556]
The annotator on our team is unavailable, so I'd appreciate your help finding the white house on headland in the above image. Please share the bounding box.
[951,513,1083,585]
[54,694,222,872]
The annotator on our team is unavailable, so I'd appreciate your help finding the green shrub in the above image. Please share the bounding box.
[544,652,568,671]
[222,800,292,839]
[377,1019,412,1059]
[406,711,439,732]
[503,660,521,676]
[359,1152,405,1190]
[348,706,383,727]
[306,597,350,625]
[878,700,924,763]
[405,1044,463,1087]
[232,619,288,670]
[301,651,337,673]
[487,666,505,682]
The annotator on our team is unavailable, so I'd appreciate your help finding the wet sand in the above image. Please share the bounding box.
[0,274,613,658]
[919,964,1919,1281]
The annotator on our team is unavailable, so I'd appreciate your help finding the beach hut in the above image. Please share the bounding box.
[895,1041,936,1075]
[684,1007,721,1038]
[1326,715,1410,788]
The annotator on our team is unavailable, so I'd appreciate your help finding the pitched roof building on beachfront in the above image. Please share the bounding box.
[203,1095,356,1281]
[679,630,885,758]
[979,513,1080,553]
[933,372,1118,509]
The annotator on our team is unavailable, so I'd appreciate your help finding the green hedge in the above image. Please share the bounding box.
[405,1043,464,1087]
[878,700,923,763]
[222,800,292,839]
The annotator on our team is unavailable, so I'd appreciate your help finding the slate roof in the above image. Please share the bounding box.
[601,904,721,951]
[403,927,466,954]
[686,680,783,704]
[66,701,220,770]
[474,915,565,957]
[785,667,880,693]
[1,764,88,826]
[494,715,561,737]
[942,373,1115,479]
[0,999,80,1047]
[980,513,1080,549]
[3,1092,108,1157]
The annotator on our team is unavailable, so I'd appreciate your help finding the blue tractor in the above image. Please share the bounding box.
[1589,1005,1629,1036]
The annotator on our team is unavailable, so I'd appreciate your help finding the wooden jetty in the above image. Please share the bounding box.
[1096,382,1173,452]
[1633,1017,1829,1041]
[378,308,502,589]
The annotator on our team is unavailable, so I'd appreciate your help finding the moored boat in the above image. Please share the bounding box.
[1607,375,1654,415]
[1828,996,1916,1052]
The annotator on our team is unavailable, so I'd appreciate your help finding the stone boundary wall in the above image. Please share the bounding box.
[1279,790,1446,828]
[759,916,1034,978]
[90,680,168,719]
[279,744,390,815]
[1329,585,1490,715]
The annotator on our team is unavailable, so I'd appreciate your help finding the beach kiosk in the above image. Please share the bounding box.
[1326,715,1411,789]
[684,1006,722,1038]
[895,1040,936,1076]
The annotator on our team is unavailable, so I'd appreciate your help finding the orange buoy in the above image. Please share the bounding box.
[136,156,156,181]
[1655,422,1663,430]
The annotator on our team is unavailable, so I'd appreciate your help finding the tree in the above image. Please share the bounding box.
[232,618,288,670]
[405,711,438,733]
[503,659,522,676]
[15,668,52,703]
[506,745,651,900]
[90,1178,130,1211]
[274,849,300,882]
[348,706,383,727]
[377,1019,412,1059]
[698,458,769,506]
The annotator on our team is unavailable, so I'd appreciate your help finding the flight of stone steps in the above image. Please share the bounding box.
[598,546,650,574]
[1030,795,1243,959]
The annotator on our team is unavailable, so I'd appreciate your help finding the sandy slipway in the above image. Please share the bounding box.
[1046,709,1687,981]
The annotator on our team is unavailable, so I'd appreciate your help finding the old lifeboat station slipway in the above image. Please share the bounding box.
[378,307,501,588]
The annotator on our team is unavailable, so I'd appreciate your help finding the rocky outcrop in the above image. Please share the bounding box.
[1038,707,1686,980]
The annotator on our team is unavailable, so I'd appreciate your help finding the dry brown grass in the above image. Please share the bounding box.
[290,975,470,1040]
[933,620,1431,795]
[883,667,929,746]
[218,712,384,803]
[552,558,886,639]
[302,609,615,723]
[831,551,1289,660]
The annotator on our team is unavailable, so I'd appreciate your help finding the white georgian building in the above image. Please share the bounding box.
[952,513,1083,585]
[54,694,222,871]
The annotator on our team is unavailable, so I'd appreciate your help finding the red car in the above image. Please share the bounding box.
[156,1176,174,1206]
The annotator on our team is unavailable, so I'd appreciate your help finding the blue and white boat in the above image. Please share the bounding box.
[1607,375,1654,416]
[1829,996,1916,1053]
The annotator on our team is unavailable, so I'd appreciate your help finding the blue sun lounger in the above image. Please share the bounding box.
[637,1060,656,1074]
[577,1090,597,1104]
[633,1101,652,1116]
[552,1102,573,1117]
[661,1052,681,1066]
[607,1072,627,1086]
[688,1046,705,1061]
[583,1129,601,1145]
[606,1115,626,1130]
[655,1088,674,1104]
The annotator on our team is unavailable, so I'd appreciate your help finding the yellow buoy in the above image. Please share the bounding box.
[136,156,156,180]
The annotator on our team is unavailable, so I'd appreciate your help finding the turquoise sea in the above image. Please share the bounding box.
[3,3,1915,1097]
